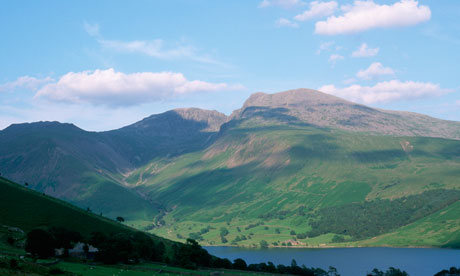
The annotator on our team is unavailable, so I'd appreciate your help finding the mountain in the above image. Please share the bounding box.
[1,88,459,248]
[129,105,460,247]
[231,89,460,140]
[101,108,227,166]
[0,108,226,220]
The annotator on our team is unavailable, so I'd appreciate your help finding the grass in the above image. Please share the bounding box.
[0,176,173,250]
[0,257,285,276]
[124,122,460,248]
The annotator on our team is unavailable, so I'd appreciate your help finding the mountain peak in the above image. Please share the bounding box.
[243,88,348,109]
[231,88,460,140]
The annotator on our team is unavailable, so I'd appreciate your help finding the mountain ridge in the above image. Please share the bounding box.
[231,88,460,140]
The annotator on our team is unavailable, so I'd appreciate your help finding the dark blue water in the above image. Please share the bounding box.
[205,246,460,276]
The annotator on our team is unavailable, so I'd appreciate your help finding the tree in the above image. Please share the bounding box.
[220,227,229,237]
[327,266,340,276]
[116,216,125,223]
[259,240,269,248]
[434,267,460,276]
[50,227,82,249]
[26,229,55,259]
[290,230,296,235]
[233,258,247,270]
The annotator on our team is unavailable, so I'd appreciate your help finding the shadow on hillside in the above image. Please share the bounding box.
[352,149,408,163]
[101,110,221,167]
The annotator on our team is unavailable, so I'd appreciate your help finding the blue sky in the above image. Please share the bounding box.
[1,0,459,131]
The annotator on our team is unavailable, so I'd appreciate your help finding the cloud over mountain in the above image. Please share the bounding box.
[36,68,241,106]
[319,80,449,104]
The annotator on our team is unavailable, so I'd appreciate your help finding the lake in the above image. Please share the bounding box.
[205,246,460,276]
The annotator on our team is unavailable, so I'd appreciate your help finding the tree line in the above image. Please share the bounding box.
[23,227,457,276]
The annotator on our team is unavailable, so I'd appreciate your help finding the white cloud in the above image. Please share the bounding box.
[35,68,242,106]
[259,0,304,8]
[276,18,299,28]
[319,80,449,104]
[343,78,356,84]
[356,62,395,80]
[83,22,100,37]
[294,1,338,21]
[315,0,431,35]
[328,54,344,65]
[351,43,379,57]
[316,41,334,54]
[84,22,222,65]
[0,76,53,92]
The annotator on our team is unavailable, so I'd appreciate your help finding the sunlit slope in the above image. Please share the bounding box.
[128,119,460,246]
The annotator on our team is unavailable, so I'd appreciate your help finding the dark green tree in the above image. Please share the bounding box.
[26,229,55,259]
[259,240,269,248]
[233,258,248,270]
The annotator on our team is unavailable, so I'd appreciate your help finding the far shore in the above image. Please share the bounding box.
[202,244,456,250]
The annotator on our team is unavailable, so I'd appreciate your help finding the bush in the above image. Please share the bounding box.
[331,235,345,243]
[434,267,460,276]
[233,258,247,270]
[220,227,229,237]
[90,231,165,264]
[26,229,55,259]
[49,268,65,275]
[296,233,308,239]
[259,240,268,248]
[9,259,18,269]
[7,236,15,246]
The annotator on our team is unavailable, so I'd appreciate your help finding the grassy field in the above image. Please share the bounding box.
[0,256,273,276]
[124,122,460,248]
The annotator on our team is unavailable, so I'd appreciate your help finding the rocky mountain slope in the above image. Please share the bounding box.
[231,89,460,139]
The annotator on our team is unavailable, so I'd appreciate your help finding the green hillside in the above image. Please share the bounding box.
[126,117,460,247]
[0,176,171,244]
[0,108,225,220]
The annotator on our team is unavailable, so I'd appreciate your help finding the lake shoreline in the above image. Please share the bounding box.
[203,244,457,249]
[205,246,460,276]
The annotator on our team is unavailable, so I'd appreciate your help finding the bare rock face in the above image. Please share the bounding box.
[231,88,460,140]
[171,108,227,132]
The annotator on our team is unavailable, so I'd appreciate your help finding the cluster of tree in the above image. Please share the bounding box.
[231,234,247,244]
[434,267,460,276]
[231,258,338,276]
[220,227,229,243]
[367,267,409,276]
[25,227,82,259]
[169,238,337,275]
[258,210,290,220]
[187,225,214,241]
[244,222,264,230]
[89,231,165,264]
[25,227,167,265]
[307,189,460,240]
